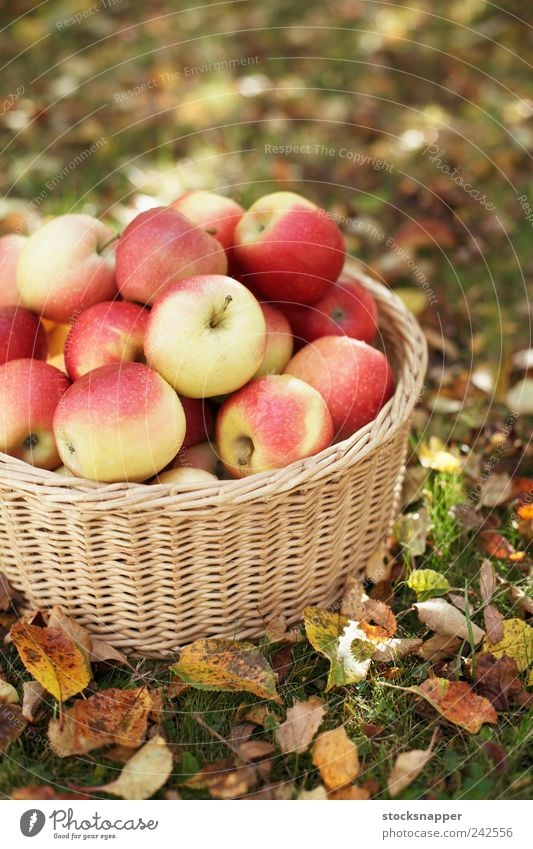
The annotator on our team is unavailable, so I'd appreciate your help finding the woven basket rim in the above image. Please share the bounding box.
[0,266,427,507]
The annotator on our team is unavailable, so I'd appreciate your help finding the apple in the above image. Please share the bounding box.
[0,234,26,307]
[0,358,70,469]
[179,396,214,449]
[154,466,218,485]
[282,274,378,346]
[234,191,345,304]
[254,302,293,377]
[115,207,228,305]
[145,274,266,398]
[170,191,244,256]
[285,336,394,440]
[216,373,333,477]
[17,214,117,322]
[64,300,149,381]
[0,306,48,365]
[168,440,222,477]
[53,362,186,482]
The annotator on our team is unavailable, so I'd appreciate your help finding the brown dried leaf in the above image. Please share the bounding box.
[0,702,26,751]
[275,696,326,754]
[185,758,259,799]
[474,653,530,710]
[21,681,45,721]
[479,559,496,605]
[372,638,422,664]
[0,680,19,704]
[483,605,505,644]
[479,532,525,562]
[48,687,153,756]
[409,678,497,733]
[298,784,328,800]
[365,545,393,584]
[12,785,86,800]
[329,785,370,800]
[414,598,485,644]
[311,726,359,791]
[418,635,462,662]
[0,573,22,611]
[271,645,293,683]
[341,576,365,619]
[362,598,397,639]
[387,731,437,798]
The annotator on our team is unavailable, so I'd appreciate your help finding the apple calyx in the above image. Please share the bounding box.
[22,433,39,450]
[209,295,233,328]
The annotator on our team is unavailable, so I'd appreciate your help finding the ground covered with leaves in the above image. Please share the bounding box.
[0,0,531,800]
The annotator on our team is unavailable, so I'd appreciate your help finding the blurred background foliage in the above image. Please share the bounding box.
[0,0,531,427]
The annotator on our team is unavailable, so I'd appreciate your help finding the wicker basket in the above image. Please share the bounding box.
[0,267,427,657]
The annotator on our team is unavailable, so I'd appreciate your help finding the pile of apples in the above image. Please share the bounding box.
[0,190,394,485]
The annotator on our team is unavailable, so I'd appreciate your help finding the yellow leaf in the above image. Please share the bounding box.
[82,736,173,800]
[10,621,91,702]
[304,607,374,689]
[275,696,326,754]
[311,726,359,791]
[171,638,281,703]
[0,680,19,704]
[418,437,462,473]
[484,619,533,672]
[408,569,450,600]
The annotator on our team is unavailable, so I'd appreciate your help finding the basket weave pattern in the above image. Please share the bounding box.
[0,270,427,657]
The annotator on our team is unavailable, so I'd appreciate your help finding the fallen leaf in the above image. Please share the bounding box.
[21,681,45,721]
[245,781,295,800]
[329,785,370,799]
[409,678,497,733]
[11,785,86,800]
[0,680,19,704]
[509,585,533,616]
[264,613,301,644]
[48,687,153,756]
[362,599,397,639]
[0,702,26,751]
[341,576,365,620]
[271,645,293,683]
[479,473,513,507]
[298,785,328,800]
[474,653,528,710]
[483,605,505,644]
[90,639,129,666]
[401,466,429,507]
[414,598,485,644]
[48,607,91,658]
[388,730,437,798]
[365,545,393,583]
[448,593,473,614]
[362,722,384,738]
[408,569,450,600]
[171,638,281,703]
[236,739,275,762]
[185,758,258,799]
[83,736,173,800]
[237,704,274,728]
[311,726,359,791]
[479,559,496,605]
[10,621,91,702]
[0,573,22,611]
[418,437,462,474]
[506,378,533,415]
[484,619,533,671]
[481,740,507,773]
[304,607,375,688]
[449,503,484,531]
[479,532,525,561]
[394,508,431,556]
[372,638,423,663]
[275,696,326,754]
[418,634,462,662]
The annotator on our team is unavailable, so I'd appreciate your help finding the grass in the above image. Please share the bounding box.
[1,469,531,800]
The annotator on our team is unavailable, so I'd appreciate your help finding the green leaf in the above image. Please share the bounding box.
[408,569,451,600]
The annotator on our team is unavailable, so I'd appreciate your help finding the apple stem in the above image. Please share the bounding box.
[209,295,232,328]
[99,233,119,253]
[236,436,254,467]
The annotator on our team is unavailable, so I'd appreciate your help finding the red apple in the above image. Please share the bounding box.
[0,234,26,307]
[0,306,48,365]
[285,336,394,440]
[254,303,293,377]
[180,396,214,449]
[282,275,378,346]
[53,362,186,482]
[170,191,244,256]
[64,300,149,381]
[17,214,117,322]
[0,358,70,469]
[234,191,345,304]
[216,374,333,477]
[115,207,227,305]
[168,440,222,477]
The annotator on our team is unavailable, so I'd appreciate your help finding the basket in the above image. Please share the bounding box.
[0,267,427,657]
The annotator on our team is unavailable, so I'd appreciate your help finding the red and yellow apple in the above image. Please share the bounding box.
[282,274,378,346]
[0,234,26,307]
[170,191,244,256]
[285,336,394,440]
[64,300,149,381]
[254,303,293,377]
[17,214,117,322]
[53,362,186,482]
[168,440,221,477]
[0,306,48,365]
[0,358,70,468]
[216,373,333,477]
[145,274,266,398]
[154,466,217,484]
[179,396,214,449]
[115,207,227,305]
[234,192,345,304]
